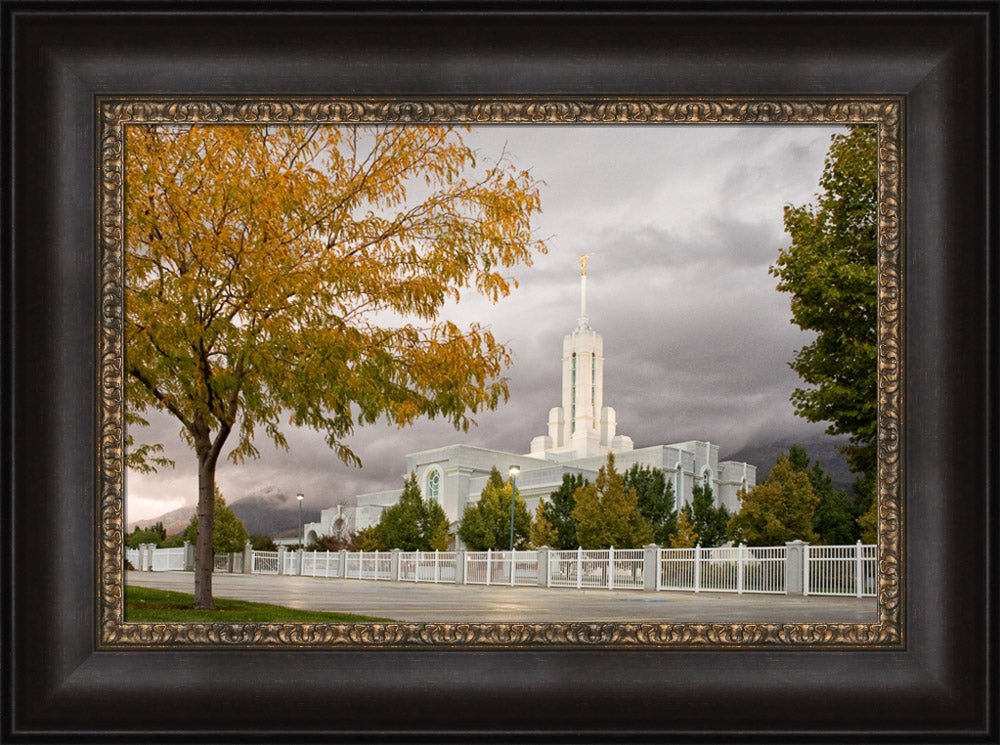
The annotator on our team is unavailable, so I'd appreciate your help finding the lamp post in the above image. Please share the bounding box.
[296,493,304,550]
[508,465,520,552]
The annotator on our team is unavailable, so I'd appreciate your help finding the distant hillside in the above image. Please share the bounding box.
[128,485,322,538]
[722,432,855,495]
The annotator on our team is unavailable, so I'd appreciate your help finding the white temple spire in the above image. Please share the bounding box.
[578,253,591,329]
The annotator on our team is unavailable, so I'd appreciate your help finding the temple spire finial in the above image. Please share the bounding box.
[577,253,591,329]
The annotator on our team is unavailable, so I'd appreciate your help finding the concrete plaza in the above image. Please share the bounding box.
[126,570,878,623]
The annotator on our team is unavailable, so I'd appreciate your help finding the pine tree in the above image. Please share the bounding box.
[682,484,730,548]
[623,463,677,545]
[371,473,450,551]
[540,473,585,549]
[457,467,531,550]
[728,454,819,546]
[530,503,559,548]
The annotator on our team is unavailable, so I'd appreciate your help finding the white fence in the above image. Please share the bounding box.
[806,543,877,597]
[465,550,538,586]
[132,542,877,599]
[658,545,787,594]
[548,548,645,590]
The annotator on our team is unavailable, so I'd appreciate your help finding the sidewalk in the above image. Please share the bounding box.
[126,571,879,623]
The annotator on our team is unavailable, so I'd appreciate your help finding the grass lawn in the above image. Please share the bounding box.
[125,585,392,623]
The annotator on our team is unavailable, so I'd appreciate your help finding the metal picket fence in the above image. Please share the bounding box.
[398,551,458,583]
[805,542,877,597]
[657,544,787,594]
[547,547,645,590]
[465,550,537,586]
[252,550,279,574]
[345,550,393,580]
[301,550,339,578]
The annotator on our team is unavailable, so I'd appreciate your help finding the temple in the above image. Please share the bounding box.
[302,257,756,548]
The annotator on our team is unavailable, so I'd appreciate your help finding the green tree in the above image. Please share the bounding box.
[788,444,858,544]
[572,454,653,549]
[857,498,878,544]
[249,534,278,552]
[771,126,878,487]
[458,467,532,550]
[183,489,249,554]
[124,124,545,607]
[370,473,449,551]
[728,454,819,546]
[623,463,677,545]
[540,473,585,549]
[530,503,559,548]
[681,483,730,548]
[126,521,167,549]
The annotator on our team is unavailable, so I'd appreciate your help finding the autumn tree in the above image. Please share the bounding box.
[125,124,545,607]
[370,473,449,551]
[669,511,698,549]
[530,503,559,548]
[623,463,677,545]
[727,454,819,546]
[770,126,878,501]
[572,454,653,549]
[681,483,730,548]
[539,473,585,549]
[183,489,249,554]
[458,467,532,550]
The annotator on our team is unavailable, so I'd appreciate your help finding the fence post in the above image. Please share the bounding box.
[784,540,805,596]
[577,546,583,590]
[737,543,745,595]
[536,546,550,587]
[183,541,195,571]
[509,551,516,586]
[643,544,659,592]
[693,544,701,593]
[460,550,468,585]
[277,546,286,575]
[391,548,401,582]
[435,550,441,584]
[608,546,614,590]
[243,542,252,574]
[336,549,345,579]
[486,548,492,586]
[855,540,863,598]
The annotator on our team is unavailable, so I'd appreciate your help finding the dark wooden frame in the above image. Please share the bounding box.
[3,2,996,740]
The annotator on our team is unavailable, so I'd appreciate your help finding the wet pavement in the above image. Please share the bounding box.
[127,570,879,623]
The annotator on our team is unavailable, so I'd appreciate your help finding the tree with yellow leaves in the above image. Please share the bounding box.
[125,124,545,608]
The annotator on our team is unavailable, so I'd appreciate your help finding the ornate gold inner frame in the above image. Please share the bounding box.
[98,97,902,648]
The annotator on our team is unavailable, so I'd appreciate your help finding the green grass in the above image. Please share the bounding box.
[125,585,392,623]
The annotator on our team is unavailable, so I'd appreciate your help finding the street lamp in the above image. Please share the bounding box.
[296,493,304,550]
[508,465,520,552]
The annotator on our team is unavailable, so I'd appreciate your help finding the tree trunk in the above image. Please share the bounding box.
[193,445,218,609]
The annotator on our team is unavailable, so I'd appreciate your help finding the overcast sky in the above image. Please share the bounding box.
[126,124,847,522]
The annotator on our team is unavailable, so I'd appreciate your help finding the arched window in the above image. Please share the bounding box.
[426,468,440,501]
[702,469,712,491]
[674,463,684,509]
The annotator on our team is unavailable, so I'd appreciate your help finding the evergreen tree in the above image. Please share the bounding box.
[371,473,450,551]
[572,454,654,549]
[458,467,532,550]
[623,463,678,545]
[727,454,819,546]
[681,483,730,548]
[540,473,585,549]
[787,444,858,544]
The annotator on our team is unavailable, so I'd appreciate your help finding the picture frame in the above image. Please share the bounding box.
[3,2,995,740]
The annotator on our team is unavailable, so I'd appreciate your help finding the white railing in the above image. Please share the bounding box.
[252,550,279,575]
[398,551,458,583]
[805,541,877,597]
[465,550,537,586]
[283,549,299,576]
[547,547,644,590]
[150,547,185,572]
[345,550,393,580]
[301,550,339,578]
[657,545,787,594]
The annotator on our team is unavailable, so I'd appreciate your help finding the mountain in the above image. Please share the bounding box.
[127,485,323,538]
[722,432,856,495]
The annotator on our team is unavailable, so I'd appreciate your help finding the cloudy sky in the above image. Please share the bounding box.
[126,123,847,522]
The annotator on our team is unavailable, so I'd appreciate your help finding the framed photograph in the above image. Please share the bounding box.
[3,2,995,741]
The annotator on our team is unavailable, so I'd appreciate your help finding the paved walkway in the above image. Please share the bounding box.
[127,571,878,623]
